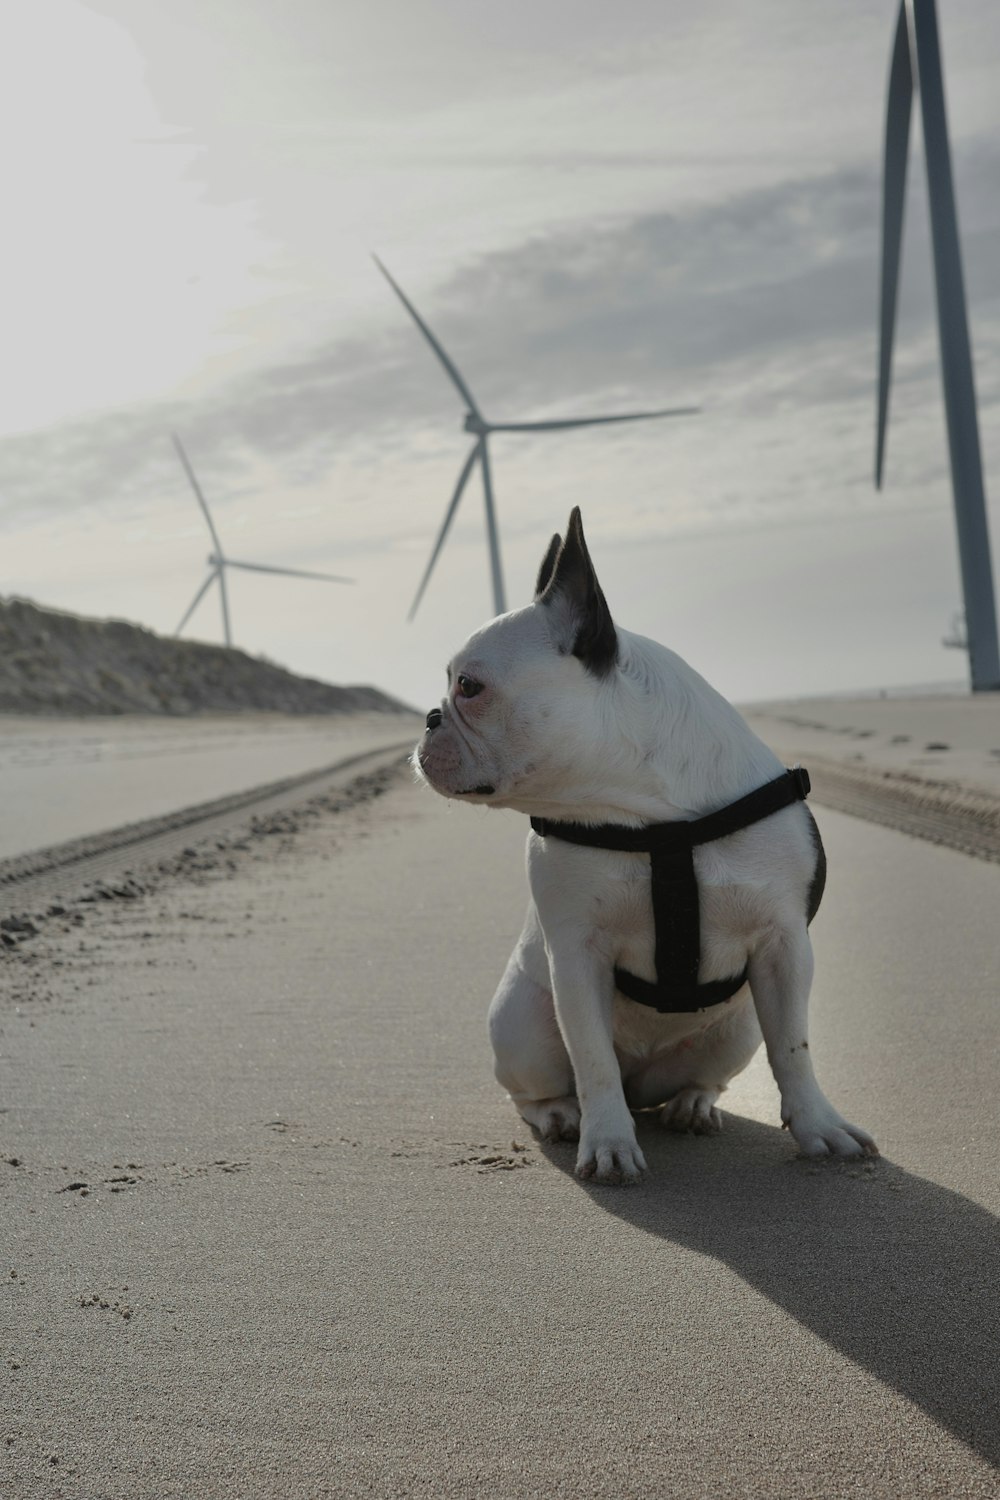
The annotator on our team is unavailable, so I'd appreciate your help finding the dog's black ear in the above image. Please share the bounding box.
[537,507,618,676]
[534,533,561,598]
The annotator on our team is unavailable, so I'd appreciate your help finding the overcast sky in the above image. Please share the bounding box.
[2,0,1000,709]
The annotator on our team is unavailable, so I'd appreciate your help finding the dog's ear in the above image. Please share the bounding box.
[533,532,562,598]
[537,507,618,676]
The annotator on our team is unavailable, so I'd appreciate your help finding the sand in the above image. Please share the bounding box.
[0,711,419,861]
[744,690,1000,800]
[3,703,1000,1497]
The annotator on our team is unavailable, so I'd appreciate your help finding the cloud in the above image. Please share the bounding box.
[2,141,999,539]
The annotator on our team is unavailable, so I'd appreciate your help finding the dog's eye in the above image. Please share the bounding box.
[456,674,484,699]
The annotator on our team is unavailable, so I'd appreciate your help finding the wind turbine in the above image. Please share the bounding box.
[876,0,1000,691]
[171,432,353,649]
[374,256,699,620]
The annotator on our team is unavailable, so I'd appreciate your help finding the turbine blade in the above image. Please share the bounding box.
[875,1,914,489]
[408,443,480,621]
[373,255,483,418]
[175,570,218,636]
[222,558,354,583]
[488,406,700,433]
[172,432,224,553]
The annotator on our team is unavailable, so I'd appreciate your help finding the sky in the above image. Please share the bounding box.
[2,0,1000,712]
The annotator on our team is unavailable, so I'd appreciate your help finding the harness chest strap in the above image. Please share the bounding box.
[529,767,812,1015]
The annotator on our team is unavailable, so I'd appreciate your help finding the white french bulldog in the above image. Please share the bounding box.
[415,508,876,1184]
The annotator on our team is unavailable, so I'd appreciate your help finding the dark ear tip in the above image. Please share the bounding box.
[536,508,616,675]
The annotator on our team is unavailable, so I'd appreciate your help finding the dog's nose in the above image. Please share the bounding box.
[425,707,443,731]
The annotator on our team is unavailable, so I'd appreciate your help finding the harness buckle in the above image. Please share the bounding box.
[789,765,811,799]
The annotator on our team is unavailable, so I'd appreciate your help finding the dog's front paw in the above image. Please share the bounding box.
[575,1128,647,1185]
[784,1104,878,1158]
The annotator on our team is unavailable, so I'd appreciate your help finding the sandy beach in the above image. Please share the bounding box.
[744,690,1000,800]
[0,712,419,862]
[3,692,1000,1497]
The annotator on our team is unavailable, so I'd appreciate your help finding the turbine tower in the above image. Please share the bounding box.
[374,256,699,620]
[876,0,1000,691]
[172,432,353,648]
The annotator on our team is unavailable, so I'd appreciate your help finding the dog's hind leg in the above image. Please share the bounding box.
[658,1086,723,1134]
[488,906,580,1142]
[624,994,761,1133]
[748,922,878,1157]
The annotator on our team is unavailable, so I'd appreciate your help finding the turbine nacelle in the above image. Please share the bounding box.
[171,432,351,648]
[375,254,699,621]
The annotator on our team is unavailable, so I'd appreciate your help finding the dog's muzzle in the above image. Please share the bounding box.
[421,704,494,795]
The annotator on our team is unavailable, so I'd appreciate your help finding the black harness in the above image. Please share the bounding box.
[530,767,812,1015]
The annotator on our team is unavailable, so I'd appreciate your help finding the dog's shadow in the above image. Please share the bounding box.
[538,1115,1000,1466]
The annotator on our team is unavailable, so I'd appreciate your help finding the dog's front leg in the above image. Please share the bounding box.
[748,925,877,1157]
[546,942,647,1184]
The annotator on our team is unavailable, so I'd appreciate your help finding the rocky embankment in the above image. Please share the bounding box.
[0,597,407,716]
